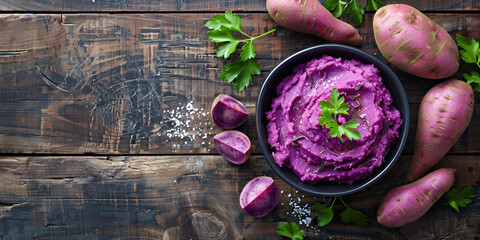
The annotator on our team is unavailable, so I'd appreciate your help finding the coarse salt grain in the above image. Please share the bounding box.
[285,193,312,226]
[159,100,212,150]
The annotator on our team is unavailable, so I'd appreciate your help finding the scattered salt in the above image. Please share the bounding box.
[158,100,211,150]
[284,192,312,226]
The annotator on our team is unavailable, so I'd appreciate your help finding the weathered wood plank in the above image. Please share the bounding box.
[0,13,479,154]
[0,0,478,12]
[0,154,478,239]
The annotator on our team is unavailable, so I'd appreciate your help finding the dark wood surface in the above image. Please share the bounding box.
[0,1,479,239]
[0,0,478,12]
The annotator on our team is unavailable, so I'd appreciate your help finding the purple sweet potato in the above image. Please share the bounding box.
[214,130,251,164]
[266,0,363,46]
[373,4,459,79]
[211,94,248,129]
[239,176,279,217]
[406,79,473,183]
[377,168,456,227]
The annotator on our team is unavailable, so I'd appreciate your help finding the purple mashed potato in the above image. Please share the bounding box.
[266,55,402,184]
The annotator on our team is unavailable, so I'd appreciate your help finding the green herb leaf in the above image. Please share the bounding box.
[206,12,275,92]
[217,40,241,59]
[325,0,346,18]
[325,0,381,25]
[339,197,368,226]
[344,0,364,25]
[318,88,361,142]
[291,136,307,147]
[456,34,480,64]
[463,71,480,92]
[277,222,304,240]
[366,0,384,11]
[313,201,335,227]
[207,28,239,43]
[223,11,243,31]
[218,59,260,92]
[204,11,242,31]
[463,71,480,84]
[456,34,480,92]
[355,82,364,90]
[240,41,256,61]
[343,119,361,141]
[313,196,369,227]
[446,186,475,212]
[314,161,327,173]
[340,207,368,226]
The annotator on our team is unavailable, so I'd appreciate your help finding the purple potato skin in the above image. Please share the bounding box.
[239,176,279,217]
[406,80,473,182]
[211,94,249,129]
[214,130,251,164]
[373,4,459,79]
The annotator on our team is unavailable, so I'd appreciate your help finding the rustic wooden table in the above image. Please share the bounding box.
[0,0,479,239]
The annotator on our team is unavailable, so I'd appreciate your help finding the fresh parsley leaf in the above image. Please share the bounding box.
[446,186,475,212]
[217,40,241,59]
[463,71,480,84]
[205,12,275,91]
[313,196,368,227]
[240,41,256,61]
[313,199,335,226]
[340,207,368,227]
[204,11,242,31]
[218,59,260,92]
[207,28,239,43]
[456,34,480,93]
[223,11,243,32]
[318,88,361,143]
[344,0,364,25]
[338,196,368,226]
[325,0,346,18]
[343,119,361,141]
[456,34,480,65]
[366,0,384,11]
[277,221,304,240]
[324,0,381,25]
[463,71,480,92]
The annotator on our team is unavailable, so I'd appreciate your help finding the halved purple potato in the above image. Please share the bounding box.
[213,130,251,164]
[239,176,279,217]
[211,94,248,129]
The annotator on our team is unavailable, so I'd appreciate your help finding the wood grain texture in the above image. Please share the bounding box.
[0,13,479,155]
[0,0,479,12]
[1,0,479,239]
[0,154,478,239]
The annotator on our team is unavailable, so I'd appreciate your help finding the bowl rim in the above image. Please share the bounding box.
[255,43,410,196]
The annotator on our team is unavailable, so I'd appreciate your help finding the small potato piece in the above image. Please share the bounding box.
[240,176,279,217]
[211,94,249,129]
[214,130,251,164]
[373,4,459,79]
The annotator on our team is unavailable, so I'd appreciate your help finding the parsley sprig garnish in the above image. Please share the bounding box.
[277,221,304,240]
[318,88,361,143]
[312,196,368,227]
[445,186,475,212]
[205,11,276,92]
[456,34,480,92]
[325,0,384,25]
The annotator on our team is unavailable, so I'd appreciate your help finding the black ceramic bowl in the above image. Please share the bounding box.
[256,44,410,196]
